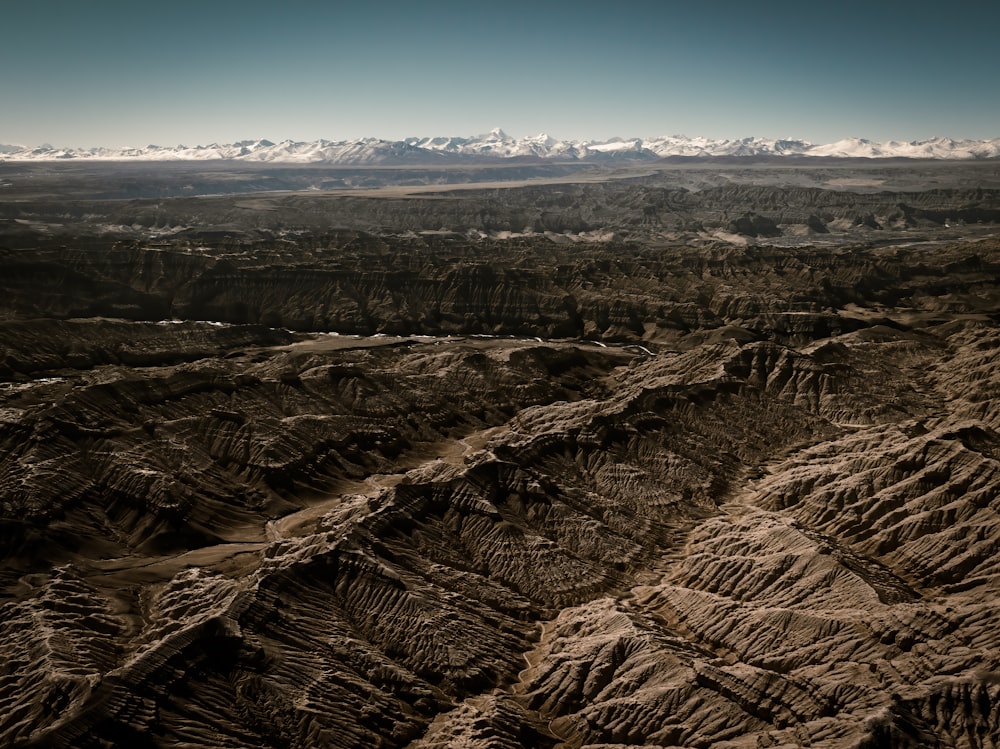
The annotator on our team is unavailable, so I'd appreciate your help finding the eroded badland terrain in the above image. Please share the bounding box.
[1,159,999,748]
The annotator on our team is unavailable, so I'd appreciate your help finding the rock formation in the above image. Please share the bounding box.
[1,161,999,747]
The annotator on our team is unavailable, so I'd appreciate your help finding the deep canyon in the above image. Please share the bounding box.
[1,159,999,748]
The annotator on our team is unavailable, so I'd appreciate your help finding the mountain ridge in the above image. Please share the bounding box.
[3,131,999,163]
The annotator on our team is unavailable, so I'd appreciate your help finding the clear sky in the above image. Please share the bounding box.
[2,0,998,148]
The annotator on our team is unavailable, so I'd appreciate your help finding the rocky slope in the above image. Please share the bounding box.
[1,229,998,342]
[1,170,999,747]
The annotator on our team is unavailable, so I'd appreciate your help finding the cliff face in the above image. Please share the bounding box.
[2,170,1000,748]
[2,235,998,342]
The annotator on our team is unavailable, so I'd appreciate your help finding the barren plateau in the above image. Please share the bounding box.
[1,160,999,748]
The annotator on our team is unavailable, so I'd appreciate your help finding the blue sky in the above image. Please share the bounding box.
[2,0,998,148]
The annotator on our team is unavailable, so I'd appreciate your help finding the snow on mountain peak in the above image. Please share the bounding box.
[1,131,998,163]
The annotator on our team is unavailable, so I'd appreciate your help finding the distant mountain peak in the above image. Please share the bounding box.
[2,131,998,164]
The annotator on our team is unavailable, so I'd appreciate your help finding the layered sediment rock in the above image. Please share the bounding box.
[2,234,998,343]
[2,177,999,747]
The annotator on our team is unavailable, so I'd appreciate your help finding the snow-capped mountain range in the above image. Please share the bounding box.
[2,129,999,163]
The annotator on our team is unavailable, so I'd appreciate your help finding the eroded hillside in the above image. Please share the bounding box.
[1,165,999,748]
